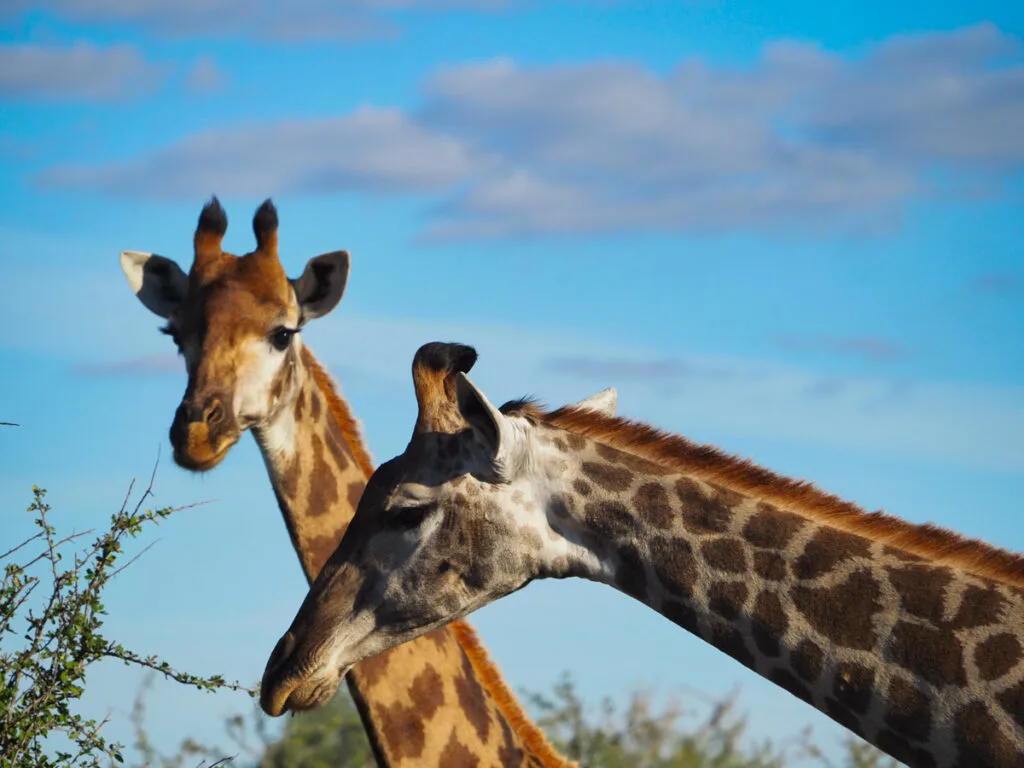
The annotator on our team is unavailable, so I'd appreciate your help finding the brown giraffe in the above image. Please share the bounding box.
[262,342,1024,768]
[120,205,583,767]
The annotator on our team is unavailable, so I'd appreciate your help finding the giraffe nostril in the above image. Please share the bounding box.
[204,400,225,427]
[268,631,297,673]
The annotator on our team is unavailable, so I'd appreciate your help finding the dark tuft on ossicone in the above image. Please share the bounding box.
[196,196,228,236]
[253,199,278,249]
[413,342,478,377]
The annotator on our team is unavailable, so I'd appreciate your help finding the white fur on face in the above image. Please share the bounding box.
[233,332,303,434]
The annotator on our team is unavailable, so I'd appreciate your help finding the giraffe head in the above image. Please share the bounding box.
[261,342,590,717]
[120,197,349,471]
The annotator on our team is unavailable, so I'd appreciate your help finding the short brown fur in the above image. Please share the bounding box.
[535,405,1024,587]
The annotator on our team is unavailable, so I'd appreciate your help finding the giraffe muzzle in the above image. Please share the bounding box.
[169,394,239,471]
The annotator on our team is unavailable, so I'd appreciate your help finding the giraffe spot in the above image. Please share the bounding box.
[753,551,788,581]
[308,435,340,517]
[270,376,283,403]
[886,563,953,624]
[581,461,633,492]
[408,665,444,720]
[997,681,1024,728]
[769,668,813,703]
[649,537,697,599]
[974,633,1022,681]
[456,648,492,744]
[883,544,924,563]
[584,500,637,540]
[662,598,700,633]
[876,729,935,768]
[791,640,824,683]
[424,626,451,653]
[595,443,622,463]
[634,482,675,530]
[832,662,874,714]
[347,481,363,514]
[616,450,673,476]
[824,697,864,736]
[353,646,391,688]
[708,483,745,508]
[565,431,587,451]
[791,568,880,650]
[955,701,1019,768]
[885,676,932,742]
[708,581,748,621]
[742,505,807,550]
[701,538,747,573]
[293,386,306,420]
[616,544,648,599]
[310,390,322,420]
[440,730,481,768]
[573,479,592,497]
[709,621,755,669]
[793,528,871,581]
[374,699,426,759]
[324,423,351,471]
[891,620,966,687]
[677,478,732,534]
[496,715,526,767]
[751,591,787,657]
[278,457,300,499]
[950,584,1008,630]
[553,437,569,452]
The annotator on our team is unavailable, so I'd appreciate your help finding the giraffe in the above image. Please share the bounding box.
[261,342,1024,768]
[119,205,592,767]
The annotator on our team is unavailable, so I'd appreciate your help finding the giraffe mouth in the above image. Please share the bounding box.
[262,665,349,717]
[172,431,239,472]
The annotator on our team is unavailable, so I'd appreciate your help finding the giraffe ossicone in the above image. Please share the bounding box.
[263,341,1024,768]
[120,205,579,767]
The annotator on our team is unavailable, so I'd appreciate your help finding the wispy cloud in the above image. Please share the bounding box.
[184,55,226,94]
[770,335,909,361]
[39,24,1024,237]
[0,43,166,100]
[71,354,180,377]
[41,107,488,198]
[3,0,514,42]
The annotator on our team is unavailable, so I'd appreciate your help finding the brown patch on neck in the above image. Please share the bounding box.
[540,406,1024,587]
[449,621,571,768]
[302,347,374,479]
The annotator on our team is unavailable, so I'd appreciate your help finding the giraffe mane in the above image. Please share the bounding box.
[533,404,1024,588]
[306,354,567,765]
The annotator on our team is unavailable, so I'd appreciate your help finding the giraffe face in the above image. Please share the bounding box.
[120,199,349,471]
[260,373,562,717]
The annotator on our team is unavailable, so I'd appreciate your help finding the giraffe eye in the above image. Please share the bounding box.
[392,504,433,530]
[269,327,297,352]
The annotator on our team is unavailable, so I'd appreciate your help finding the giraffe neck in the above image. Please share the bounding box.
[252,345,370,579]
[252,347,569,767]
[540,433,1024,768]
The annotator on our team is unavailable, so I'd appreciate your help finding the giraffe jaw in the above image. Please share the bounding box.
[171,432,239,472]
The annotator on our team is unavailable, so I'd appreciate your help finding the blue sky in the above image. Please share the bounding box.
[1,0,1022,763]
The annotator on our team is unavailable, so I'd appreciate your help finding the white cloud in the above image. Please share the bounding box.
[0,42,166,100]
[37,24,1024,236]
[41,107,490,198]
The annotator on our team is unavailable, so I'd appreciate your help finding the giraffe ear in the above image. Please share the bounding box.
[454,372,508,459]
[294,250,350,323]
[574,387,617,417]
[120,250,188,319]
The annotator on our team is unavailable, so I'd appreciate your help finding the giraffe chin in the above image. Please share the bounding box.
[262,666,348,717]
[172,434,239,472]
